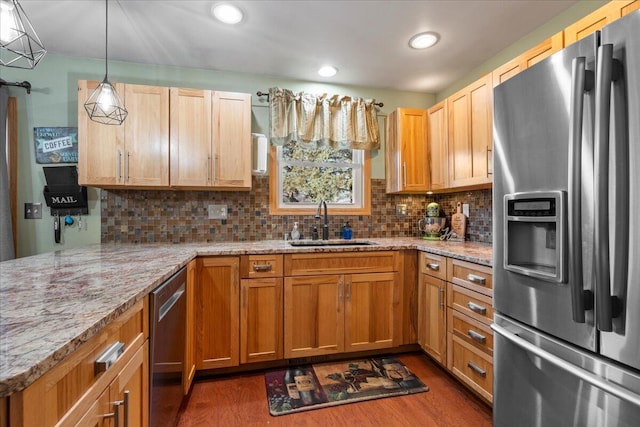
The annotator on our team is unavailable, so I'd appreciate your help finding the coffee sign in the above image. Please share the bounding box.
[34,127,78,164]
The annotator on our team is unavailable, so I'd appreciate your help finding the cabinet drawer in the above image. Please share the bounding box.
[448,283,493,325]
[240,254,283,278]
[447,258,493,297]
[419,252,447,280]
[284,251,397,276]
[449,333,493,403]
[448,309,493,356]
[15,299,147,426]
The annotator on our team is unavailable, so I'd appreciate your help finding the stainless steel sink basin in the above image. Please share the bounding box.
[288,239,377,247]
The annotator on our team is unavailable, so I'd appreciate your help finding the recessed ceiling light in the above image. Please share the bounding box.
[212,3,243,25]
[318,65,338,77]
[408,32,439,49]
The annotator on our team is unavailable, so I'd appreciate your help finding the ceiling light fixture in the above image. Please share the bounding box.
[212,3,243,25]
[84,0,127,125]
[0,0,46,69]
[408,32,440,50]
[318,65,338,77]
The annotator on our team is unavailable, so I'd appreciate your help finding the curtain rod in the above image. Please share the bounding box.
[0,79,32,94]
[256,90,383,108]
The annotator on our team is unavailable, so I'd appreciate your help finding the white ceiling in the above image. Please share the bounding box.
[19,0,578,93]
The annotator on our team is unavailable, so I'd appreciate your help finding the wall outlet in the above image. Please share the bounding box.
[462,203,470,217]
[396,204,407,216]
[208,204,228,220]
[24,202,42,219]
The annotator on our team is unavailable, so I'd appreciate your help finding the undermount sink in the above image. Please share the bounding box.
[288,239,377,247]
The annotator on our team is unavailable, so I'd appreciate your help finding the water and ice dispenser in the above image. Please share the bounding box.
[504,191,566,283]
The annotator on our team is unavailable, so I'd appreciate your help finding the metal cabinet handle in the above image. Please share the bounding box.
[438,287,444,308]
[114,400,122,427]
[467,302,487,315]
[123,390,129,427]
[95,341,125,374]
[207,155,211,183]
[252,264,272,272]
[486,148,493,176]
[467,329,486,343]
[346,279,351,301]
[426,262,440,271]
[403,162,407,188]
[338,278,344,300]
[116,149,122,182]
[467,361,486,377]
[467,274,486,285]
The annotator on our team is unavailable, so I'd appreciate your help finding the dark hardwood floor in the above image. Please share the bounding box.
[177,352,492,426]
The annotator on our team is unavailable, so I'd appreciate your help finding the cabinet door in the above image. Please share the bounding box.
[111,342,149,427]
[284,275,344,358]
[77,80,125,187]
[196,257,240,369]
[492,32,563,87]
[212,91,252,189]
[184,260,196,394]
[123,84,169,187]
[240,277,283,363]
[418,273,446,365]
[448,74,492,188]
[385,108,429,193]
[427,101,448,191]
[344,272,395,352]
[170,88,212,187]
[74,387,113,427]
[564,0,638,44]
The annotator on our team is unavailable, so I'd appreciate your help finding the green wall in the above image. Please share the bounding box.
[1,55,434,257]
[436,0,609,100]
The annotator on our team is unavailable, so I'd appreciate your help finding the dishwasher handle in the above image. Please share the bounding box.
[158,284,185,322]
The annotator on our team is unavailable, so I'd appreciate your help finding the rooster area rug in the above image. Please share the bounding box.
[265,356,429,416]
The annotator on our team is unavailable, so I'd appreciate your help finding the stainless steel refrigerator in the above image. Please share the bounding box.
[492,10,640,426]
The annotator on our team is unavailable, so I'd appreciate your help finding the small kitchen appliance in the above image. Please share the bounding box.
[418,202,445,240]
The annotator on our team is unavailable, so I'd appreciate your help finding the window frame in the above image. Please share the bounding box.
[268,145,371,215]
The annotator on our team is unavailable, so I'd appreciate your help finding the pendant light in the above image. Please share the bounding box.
[84,0,127,125]
[0,0,47,68]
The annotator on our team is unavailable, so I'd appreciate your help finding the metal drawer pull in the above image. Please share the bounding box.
[467,274,486,285]
[467,302,487,315]
[467,329,486,343]
[467,361,486,377]
[114,400,122,427]
[95,341,125,374]
[426,262,440,271]
[252,264,273,272]
[123,391,130,427]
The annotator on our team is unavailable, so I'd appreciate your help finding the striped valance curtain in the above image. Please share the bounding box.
[268,87,380,150]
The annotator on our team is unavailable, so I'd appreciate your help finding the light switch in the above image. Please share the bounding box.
[462,203,470,217]
[24,202,42,219]
[208,204,228,220]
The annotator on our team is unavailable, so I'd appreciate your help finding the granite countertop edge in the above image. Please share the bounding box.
[0,238,492,397]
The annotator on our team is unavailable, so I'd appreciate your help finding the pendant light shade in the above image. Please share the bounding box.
[84,0,127,125]
[0,0,47,69]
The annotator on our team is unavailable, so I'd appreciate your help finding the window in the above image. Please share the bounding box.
[269,141,371,215]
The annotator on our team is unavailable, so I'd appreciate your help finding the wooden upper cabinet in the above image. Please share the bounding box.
[564,0,639,44]
[427,100,449,191]
[385,108,429,193]
[77,80,170,188]
[78,80,125,187]
[170,90,252,190]
[124,84,170,187]
[212,91,252,189]
[447,74,493,189]
[170,88,212,187]
[492,32,564,87]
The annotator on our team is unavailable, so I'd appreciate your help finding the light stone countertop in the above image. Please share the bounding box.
[0,238,492,397]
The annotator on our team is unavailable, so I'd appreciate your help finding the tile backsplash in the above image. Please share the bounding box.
[101,177,492,244]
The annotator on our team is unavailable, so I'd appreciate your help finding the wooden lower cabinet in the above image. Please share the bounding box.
[195,257,240,370]
[284,275,345,358]
[284,271,396,358]
[240,277,284,363]
[418,273,447,365]
[8,300,148,427]
[184,260,197,394]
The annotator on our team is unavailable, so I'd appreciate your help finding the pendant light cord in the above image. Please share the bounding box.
[105,0,109,78]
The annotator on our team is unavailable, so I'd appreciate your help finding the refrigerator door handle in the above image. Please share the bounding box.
[568,56,594,323]
[492,323,640,407]
[594,44,622,332]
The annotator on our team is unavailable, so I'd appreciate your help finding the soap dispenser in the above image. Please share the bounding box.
[291,222,300,240]
[342,221,352,240]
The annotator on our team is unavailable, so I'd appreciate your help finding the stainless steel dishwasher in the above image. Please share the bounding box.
[150,266,186,427]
